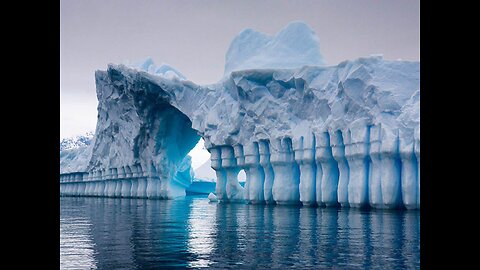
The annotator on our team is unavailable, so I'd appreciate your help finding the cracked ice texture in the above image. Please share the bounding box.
[60,22,419,208]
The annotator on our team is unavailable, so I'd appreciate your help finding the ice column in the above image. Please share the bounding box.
[77,173,87,196]
[113,168,122,197]
[98,169,105,197]
[65,176,69,195]
[70,175,75,196]
[210,147,228,202]
[62,176,67,195]
[91,170,100,196]
[82,174,88,196]
[414,129,420,209]
[75,175,81,196]
[118,167,126,179]
[69,176,75,196]
[64,176,68,196]
[80,175,88,196]
[124,166,134,197]
[330,131,350,207]
[116,167,126,197]
[80,174,85,196]
[62,178,66,195]
[59,175,63,195]
[125,165,133,178]
[294,134,317,206]
[73,176,79,196]
[95,175,105,197]
[78,173,87,196]
[369,125,383,208]
[259,141,275,204]
[146,164,159,199]
[221,145,244,202]
[129,167,138,198]
[136,165,148,198]
[78,174,83,196]
[243,142,265,204]
[72,175,79,196]
[107,170,113,195]
[105,169,116,197]
[234,145,249,201]
[86,180,93,197]
[81,173,88,196]
[73,174,81,197]
[118,166,131,197]
[399,130,419,209]
[64,176,68,195]
[89,171,100,196]
[315,131,339,207]
[82,173,88,196]
[59,176,64,195]
[136,165,146,197]
[344,126,370,208]
[158,165,169,199]
[380,128,402,209]
[271,137,300,205]
[87,171,95,197]
[98,170,105,196]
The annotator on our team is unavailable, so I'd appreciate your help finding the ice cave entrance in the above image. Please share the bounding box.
[237,169,246,183]
[188,138,210,170]
[187,138,246,183]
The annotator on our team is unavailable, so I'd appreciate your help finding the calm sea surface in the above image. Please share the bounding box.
[60,196,420,269]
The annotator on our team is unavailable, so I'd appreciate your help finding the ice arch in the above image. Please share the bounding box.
[188,138,211,171]
[59,67,202,199]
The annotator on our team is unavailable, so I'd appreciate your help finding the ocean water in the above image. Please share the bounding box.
[60,196,420,269]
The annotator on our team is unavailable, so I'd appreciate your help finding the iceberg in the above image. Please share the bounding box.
[186,180,216,195]
[60,21,419,209]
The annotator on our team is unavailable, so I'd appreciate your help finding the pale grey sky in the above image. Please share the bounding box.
[60,0,419,139]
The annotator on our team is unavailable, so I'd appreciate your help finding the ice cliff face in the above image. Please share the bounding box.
[60,21,419,209]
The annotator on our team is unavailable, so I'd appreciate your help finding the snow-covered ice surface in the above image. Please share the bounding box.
[60,132,95,173]
[60,131,94,151]
[60,21,419,209]
[224,21,325,74]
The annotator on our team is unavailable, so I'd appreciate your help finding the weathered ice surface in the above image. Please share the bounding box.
[60,22,419,209]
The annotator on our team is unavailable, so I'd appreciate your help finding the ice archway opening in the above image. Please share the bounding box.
[188,138,211,171]
[139,102,212,198]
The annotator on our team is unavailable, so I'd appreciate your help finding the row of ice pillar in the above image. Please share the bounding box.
[59,172,86,182]
[208,124,420,209]
[211,146,244,203]
[59,164,171,199]
[313,125,419,209]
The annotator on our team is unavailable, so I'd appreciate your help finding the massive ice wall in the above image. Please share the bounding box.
[60,22,419,209]
[202,56,420,209]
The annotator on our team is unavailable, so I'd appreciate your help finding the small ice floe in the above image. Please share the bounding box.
[208,193,218,202]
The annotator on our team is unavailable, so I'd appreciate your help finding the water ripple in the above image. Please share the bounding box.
[60,197,419,269]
